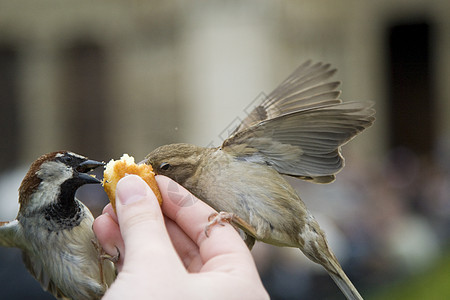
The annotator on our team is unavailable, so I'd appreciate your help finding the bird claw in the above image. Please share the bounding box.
[91,238,119,286]
[204,211,258,239]
[91,239,120,263]
[100,247,120,264]
[204,212,235,237]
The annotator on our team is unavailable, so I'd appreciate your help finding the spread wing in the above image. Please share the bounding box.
[0,221,68,298]
[230,61,342,135]
[222,62,375,183]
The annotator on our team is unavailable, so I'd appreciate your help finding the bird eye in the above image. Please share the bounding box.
[160,162,171,171]
[63,156,73,163]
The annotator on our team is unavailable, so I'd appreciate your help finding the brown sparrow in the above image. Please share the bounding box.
[0,151,115,300]
[144,61,375,299]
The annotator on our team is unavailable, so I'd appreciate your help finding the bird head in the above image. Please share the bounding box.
[144,143,206,185]
[18,151,104,215]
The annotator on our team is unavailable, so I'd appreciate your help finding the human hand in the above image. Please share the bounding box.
[93,175,269,299]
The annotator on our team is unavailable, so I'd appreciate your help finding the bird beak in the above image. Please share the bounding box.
[76,159,105,184]
[137,159,147,165]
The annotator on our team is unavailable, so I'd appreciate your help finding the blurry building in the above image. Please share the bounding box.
[0,0,449,299]
[0,0,447,166]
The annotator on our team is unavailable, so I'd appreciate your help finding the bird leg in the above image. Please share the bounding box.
[91,239,119,287]
[205,211,258,238]
[91,238,120,263]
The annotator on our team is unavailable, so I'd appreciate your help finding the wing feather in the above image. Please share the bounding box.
[231,61,343,135]
[0,220,21,247]
[223,101,375,182]
[223,61,375,183]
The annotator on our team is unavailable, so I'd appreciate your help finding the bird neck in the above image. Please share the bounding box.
[42,198,84,230]
[41,180,85,230]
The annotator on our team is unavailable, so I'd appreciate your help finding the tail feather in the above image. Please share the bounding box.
[322,245,363,300]
[328,270,363,300]
[299,230,364,300]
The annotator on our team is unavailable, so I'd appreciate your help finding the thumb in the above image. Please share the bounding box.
[115,175,180,274]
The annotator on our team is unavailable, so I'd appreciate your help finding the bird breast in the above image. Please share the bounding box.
[20,201,110,299]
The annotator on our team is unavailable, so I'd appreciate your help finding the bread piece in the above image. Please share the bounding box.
[103,154,162,211]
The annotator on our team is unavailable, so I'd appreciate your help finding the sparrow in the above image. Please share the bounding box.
[0,151,116,300]
[144,61,375,300]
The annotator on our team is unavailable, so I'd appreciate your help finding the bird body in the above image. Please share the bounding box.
[146,61,374,300]
[0,151,115,300]
[149,143,361,298]
[155,144,308,248]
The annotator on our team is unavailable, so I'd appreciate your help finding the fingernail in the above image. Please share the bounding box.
[117,175,149,205]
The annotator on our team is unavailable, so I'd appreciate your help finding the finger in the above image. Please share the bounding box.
[102,203,118,223]
[164,216,203,272]
[156,176,251,263]
[115,175,185,275]
[93,213,124,268]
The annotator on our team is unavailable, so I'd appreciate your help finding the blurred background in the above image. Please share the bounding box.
[0,0,449,299]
